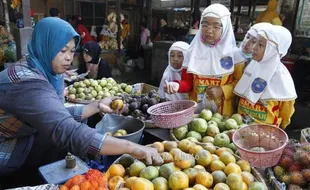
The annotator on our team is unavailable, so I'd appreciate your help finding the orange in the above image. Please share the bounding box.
[203,143,217,154]
[108,164,125,178]
[212,170,227,184]
[139,166,159,181]
[131,177,154,190]
[163,141,178,152]
[178,139,195,153]
[219,151,236,165]
[242,182,248,190]
[151,142,164,153]
[212,154,220,161]
[183,168,198,185]
[196,149,212,167]
[196,171,213,188]
[70,185,80,190]
[169,148,182,158]
[108,176,124,190]
[237,160,251,172]
[193,184,208,190]
[183,188,195,190]
[213,183,230,190]
[226,173,243,190]
[189,145,204,155]
[129,161,146,177]
[168,171,189,189]
[80,181,91,190]
[241,171,255,186]
[216,147,234,157]
[193,165,206,172]
[224,163,242,175]
[174,153,194,169]
[152,177,169,190]
[59,185,69,190]
[210,160,226,172]
[159,152,172,163]
[125,176,137,188]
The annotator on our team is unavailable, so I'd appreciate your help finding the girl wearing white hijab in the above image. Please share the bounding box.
[165,4,246,117]
[158,41,190,100]
[234,25,297,129]
[237,22,273,66]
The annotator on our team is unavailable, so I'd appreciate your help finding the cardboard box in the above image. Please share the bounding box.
[132,83,158,95]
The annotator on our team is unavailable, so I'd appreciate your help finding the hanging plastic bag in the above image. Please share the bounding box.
[195,93,218,114]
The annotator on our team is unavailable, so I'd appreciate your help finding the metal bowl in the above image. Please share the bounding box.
[95,114,145,143]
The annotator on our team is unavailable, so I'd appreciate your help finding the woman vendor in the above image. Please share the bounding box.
[237,22,272,66]
[165,4,246,117]
[77,41,112,79]
[0,18,162,188]
[158,41,190,100]
[234,25,297,129]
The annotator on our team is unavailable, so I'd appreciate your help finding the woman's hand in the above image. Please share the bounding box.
[164,82,179,94]
[98,97,128,114]
[206,86,223,99]
[130,145,164,166]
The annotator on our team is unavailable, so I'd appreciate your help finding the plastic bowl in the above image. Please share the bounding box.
[232,124,288,168]
[147,100,196,129]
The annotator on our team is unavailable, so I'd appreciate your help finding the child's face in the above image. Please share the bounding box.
[200,17,222,44]
[170,50,184,70]
[242,33,257,54]
[252,35,267,62]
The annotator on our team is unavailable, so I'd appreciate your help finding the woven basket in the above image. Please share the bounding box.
[147,100,197,129]
[233,124,288,168]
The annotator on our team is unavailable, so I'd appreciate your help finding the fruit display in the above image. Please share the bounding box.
[99,38,119,50]
[119,90,167,121]
[66,78,133,102]
[171,109,247,151]
[106,140,267,190]
[60,169,108,190]
[271,141,310,189]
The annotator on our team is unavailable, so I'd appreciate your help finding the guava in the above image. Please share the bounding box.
[189,118,208,134]
[200,109,213,121]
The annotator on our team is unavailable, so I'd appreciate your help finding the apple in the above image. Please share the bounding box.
[90,80,98,87]
[99,79,107,87]
[125,85,133,94]
[68,87,76,94]
[95,85,103,92]
[83,79,90,86]
[106,83,113,90]
[231,113,243,125]
[200,109,213,121]
[77,88,85,94]
[73,82,79,88]
[225,118,239,130]
[214,133,230,147]
[111,86,119,92]
[91,90,98,97]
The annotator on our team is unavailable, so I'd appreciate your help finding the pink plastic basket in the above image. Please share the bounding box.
[147,100,197,129]
[232,124,288,168]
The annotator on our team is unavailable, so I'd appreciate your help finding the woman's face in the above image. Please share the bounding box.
[252,35,267,62]
[83,51,92,62]
[170,50,184,70]
[242,33,257,54]
[52,38,75,74]
[201,17,222,44]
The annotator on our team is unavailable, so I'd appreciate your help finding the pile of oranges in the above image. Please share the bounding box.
[105,140,268,190]
[60,169,108,190]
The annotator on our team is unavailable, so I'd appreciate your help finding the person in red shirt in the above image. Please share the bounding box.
[76,16,94,45]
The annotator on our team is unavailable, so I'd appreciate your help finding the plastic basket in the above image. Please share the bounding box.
[232,124,288,168]
[147,100,196,129]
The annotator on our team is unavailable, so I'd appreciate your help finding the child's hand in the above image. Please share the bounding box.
[164,82,179,94]
[206,86,223,99]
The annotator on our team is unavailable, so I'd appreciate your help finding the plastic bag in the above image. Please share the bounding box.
[195,93,218,114]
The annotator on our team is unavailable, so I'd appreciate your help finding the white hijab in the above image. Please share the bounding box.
[159,41,190,100]
[237,22,273,61]
[234,25,297,104]
[183,4,238,77]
